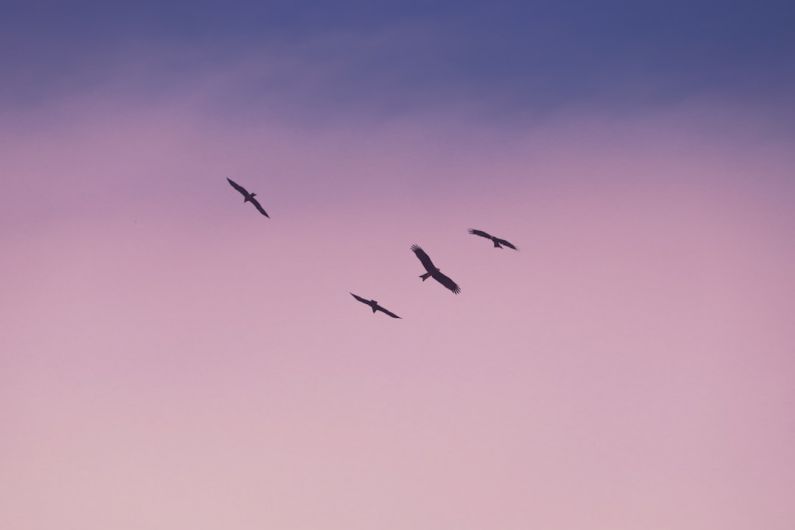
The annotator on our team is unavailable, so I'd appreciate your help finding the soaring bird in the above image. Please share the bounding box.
[350,293,401,318]
[468,229,517,250]
[227,178,269,218]
[411,245,461,294]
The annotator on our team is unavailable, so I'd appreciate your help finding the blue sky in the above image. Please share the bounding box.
[3,0,794,117]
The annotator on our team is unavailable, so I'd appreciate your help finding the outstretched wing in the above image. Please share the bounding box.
[468,229,493,239]
[432,271,461,294]
[227,178,248,197]
[375,305,401,319]
[249,197,270,218]
[350,293,371,305]
[411,245,436,272]
[494,237,517,250]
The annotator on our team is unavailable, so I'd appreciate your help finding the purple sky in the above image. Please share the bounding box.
[2,2,795,529]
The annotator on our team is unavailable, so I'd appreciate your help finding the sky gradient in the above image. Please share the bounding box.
[2,2,794,529]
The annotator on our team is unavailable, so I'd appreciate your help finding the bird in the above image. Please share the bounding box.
[411,245,461,294]
[227,178,269,218]
[468,229,517,250]
[350,293,401,318]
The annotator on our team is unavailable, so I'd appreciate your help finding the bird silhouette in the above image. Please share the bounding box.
[411,245,461,294]
[350,293,401,318]
[227,178,269,218]
[468,229,517,249]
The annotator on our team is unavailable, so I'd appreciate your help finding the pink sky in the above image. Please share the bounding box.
[1,97,794,529]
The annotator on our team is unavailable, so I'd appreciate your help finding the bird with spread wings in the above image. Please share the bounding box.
[350,293,402,318]
[227,178,269,218]
[411,245,461,294]
[468,229,517,249]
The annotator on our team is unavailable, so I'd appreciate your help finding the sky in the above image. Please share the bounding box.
[1,1,794,529]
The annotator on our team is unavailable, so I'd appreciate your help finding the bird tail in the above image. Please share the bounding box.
[420,272,431,281]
